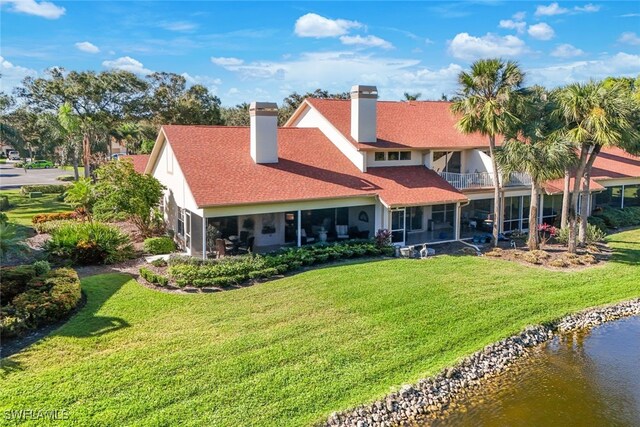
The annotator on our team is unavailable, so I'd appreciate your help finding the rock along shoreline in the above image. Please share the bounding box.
[324,298,640,427]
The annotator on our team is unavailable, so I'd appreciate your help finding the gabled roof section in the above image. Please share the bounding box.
[591,147,640,181]
[121,154,150,174]
[154,125,466,208]
[304,98,495,150]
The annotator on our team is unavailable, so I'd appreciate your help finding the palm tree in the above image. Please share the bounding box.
[64,178,95,221]
[451,59,525,246]
[403,92,421,101]
[552,81,639,252]
[58,103,82,180]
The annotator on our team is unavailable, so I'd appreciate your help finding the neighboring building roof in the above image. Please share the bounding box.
[590,147,640,181]
[543,177,605,195]
[304,98,495,150]
[159,125,466,208]
[122,154,150,174]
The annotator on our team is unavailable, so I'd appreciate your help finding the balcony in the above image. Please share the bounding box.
[438,171,494,190]
[438,171,532,190]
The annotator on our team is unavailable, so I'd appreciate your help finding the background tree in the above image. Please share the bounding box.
[221,103,250,126]
[277,89,349,125]
[403,92,421,101]
[552,81,640,252]
[451,59,525,246]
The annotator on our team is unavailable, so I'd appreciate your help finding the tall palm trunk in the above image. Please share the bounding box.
[528,183,540,251]
[82,133,91,179]
[561,169,570,228]
[579,145,601,245]
[488,136,501,247]
[568,145,589,253]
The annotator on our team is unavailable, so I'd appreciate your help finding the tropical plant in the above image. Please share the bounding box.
[403,92,422,101]
[495,87,576,250]
[451,59,526,246]
[64,178,95,220]
[0,223,21,259]
[552,80,640,252]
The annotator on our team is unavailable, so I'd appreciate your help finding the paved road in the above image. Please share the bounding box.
[0,162,72,189]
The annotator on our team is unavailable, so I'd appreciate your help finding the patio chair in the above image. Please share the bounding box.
[238,236,255,254]
[301,229,315,244]
[336,225,349,240]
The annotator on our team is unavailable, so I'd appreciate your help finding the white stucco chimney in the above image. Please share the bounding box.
[250,102,278,164]
[350,85,378,143]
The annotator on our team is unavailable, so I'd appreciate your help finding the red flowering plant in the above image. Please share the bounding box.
[538,223,558,247]
[374,229,392,248]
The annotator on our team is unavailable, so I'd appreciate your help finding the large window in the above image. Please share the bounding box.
[541,195,562,226]
[407,206,424,231]
[431,203,455,227]
[503,196,521,232]
[391,209,405,243]
[432,151,461,174]
[177,208,184,237]
[624,184,640,207]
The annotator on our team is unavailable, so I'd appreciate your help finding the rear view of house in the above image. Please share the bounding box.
[143,85,640,258]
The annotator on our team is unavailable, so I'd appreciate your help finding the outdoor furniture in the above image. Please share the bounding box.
[336,225,349,240]
[301,229,315,244]
[238,236,255,254]
[215,238,227,258]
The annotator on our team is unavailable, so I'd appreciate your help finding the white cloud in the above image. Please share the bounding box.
[573,3,600,12]
[0,56,37,90]
[1,0,65,19]
[535,2,568,16]
[512,11,526,21]
[158,21,198,32]
[211,57,244,67]
[339,35,394,49]
[620,13,640,18]
[551,43,584,57]
[618,32,640,46]
[528,52,640,87]
[499,19,526,34]
[74,41,100,54]
[448,33,527,61]
[528,23,555,40]
[102,56,152,75]
[294,13,361,38]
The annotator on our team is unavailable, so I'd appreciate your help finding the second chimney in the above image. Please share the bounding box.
[250,102,278,164]
[350,85,378,143]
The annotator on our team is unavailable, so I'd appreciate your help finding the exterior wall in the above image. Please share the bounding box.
[365,150,423,167]
[463,149,492,174]
[291,105,366,171]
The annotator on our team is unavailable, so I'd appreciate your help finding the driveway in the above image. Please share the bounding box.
[0,161,72,190]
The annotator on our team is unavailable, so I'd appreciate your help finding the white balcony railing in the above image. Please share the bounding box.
[438,171,494,190]
[438,171,532,190]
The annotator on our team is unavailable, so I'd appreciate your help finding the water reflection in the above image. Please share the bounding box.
[426,316,640,427]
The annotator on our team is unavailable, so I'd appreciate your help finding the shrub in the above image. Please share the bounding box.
[46,222,134,265]
[0,195,11,211]
[29,192,43,198]
[32,211,78,224]
[1,268,81,337]
[375,229,392,248]
[522,250,550,264]
[593,206,640,229]
[485,248,503,257]
[139,267,169,286]
[548,258,568,268]
[20,184,69,195]
[556,224,606,246]
[587,216,608,233]
[151,258,167,267]
[0,212,7,225]
[33,219,76,235]
[33,260,51,276]
[56,175,75,182]
[143,237,176,255]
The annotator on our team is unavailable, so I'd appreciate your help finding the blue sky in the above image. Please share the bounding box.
[1,1,639,105]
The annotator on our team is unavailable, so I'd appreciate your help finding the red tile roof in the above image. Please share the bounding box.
[160,125,466,208]
[122,155,150,174]
[591,147,640,181]
[544,177,605,195]
[305,98,496,150]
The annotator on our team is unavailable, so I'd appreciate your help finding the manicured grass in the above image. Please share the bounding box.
[1,229,639,426]
[0,190,72,227]
[60,165,85,176]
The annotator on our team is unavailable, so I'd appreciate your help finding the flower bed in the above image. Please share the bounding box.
[160,240,395,289]
[0,264,81,338]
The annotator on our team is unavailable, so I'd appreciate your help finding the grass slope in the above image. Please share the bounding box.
[1,229,639,426]
[1,190,71,228]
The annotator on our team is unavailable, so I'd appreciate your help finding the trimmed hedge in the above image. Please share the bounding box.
[168,241,395,288]
[1,267,81,338]
[56,175,75,182]
[0,195,11,211]
[32,211,79,224]
[593,206,640,229]
[139,267,169,287]
[143,237,176,255]
[20,184,70,195]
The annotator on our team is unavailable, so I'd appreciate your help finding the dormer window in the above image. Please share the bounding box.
[374,151,412,161]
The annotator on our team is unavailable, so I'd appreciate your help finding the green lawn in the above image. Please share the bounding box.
[1,229,639,426]
[0,190,72,227]
[59,165,85,176]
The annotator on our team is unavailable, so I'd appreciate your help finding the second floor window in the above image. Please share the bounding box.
[374,151,412,161]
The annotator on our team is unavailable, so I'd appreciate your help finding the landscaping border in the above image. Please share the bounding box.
[324,298,640,427]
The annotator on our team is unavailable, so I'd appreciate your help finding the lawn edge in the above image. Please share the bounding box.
[323,297,640,426]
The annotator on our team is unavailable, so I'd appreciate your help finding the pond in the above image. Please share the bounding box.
[427,316,640,426]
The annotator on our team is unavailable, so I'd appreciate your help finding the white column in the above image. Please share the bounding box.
[297,210,301,247]
[518,195,524,231]
[455,202,461,240]
[202,217,206,260]
[538,194,544,224]
[621,185,625,209]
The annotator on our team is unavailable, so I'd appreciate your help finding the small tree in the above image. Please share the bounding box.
[64,178,95,220]
[94,159,165,236]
